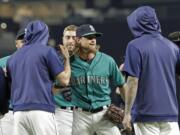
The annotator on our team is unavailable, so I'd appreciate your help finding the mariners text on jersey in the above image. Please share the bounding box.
[71,76,109,85]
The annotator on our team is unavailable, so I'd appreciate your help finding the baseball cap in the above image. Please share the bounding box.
[16,27,25,40]
[168,31,180,42]
[76,24,102,37]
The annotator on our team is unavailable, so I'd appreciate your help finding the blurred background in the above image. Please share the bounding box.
[1,0,180,64]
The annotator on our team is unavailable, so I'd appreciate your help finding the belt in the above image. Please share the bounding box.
[60,106,74,110]
[9,108,13,111]
[75,105,109,113]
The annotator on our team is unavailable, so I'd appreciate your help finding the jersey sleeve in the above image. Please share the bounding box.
[46,48,64,78]
[123,43,142,78]
[0,56,10,68]
[110,58,125,87]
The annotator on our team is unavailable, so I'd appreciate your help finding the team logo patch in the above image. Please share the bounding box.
[89,25,95,32]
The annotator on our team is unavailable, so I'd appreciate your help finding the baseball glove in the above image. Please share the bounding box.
[61,88,72,101]
[105,104,124,124]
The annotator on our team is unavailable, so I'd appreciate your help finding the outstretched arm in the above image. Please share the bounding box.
[122,76,138,131]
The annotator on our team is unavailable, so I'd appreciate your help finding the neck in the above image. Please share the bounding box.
[79,50,95,61]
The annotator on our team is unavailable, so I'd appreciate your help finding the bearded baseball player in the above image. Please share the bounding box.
[54,25,77,135]
[70,24,127,135]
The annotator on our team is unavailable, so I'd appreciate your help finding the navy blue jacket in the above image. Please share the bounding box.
[7,20,64,113]
[123,6,180,122]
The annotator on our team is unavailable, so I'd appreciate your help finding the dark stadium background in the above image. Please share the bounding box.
[1,0,180,125]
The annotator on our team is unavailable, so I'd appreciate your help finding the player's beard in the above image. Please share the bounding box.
[79,43,97,54]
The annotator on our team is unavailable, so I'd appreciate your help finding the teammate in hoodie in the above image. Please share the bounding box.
[122,6,180,135]
[7,20,71,135]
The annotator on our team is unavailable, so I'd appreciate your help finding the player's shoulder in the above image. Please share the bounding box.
[98,51,116,62]
[127,37,142,49]
[43,46,58,56]
[0,55,11,63]
[163,37,179,50]
[0,56,11,68]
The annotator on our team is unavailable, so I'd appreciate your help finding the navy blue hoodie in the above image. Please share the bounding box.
[7,20,64,113]
[123,6,180,122]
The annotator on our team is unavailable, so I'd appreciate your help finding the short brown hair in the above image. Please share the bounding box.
[63,25,77,35]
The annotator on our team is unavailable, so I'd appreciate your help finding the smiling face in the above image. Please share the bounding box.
[77,34,97,53]
[62,25,77,55]
[63,30,76,53]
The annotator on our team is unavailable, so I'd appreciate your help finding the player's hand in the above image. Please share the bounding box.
[115,87,121,95]
[59,44,69,60]
[119,63,124,71]
[61,89,72,101]
[122,113,132,132]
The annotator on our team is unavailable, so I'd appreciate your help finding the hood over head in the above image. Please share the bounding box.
[127,6,161,38]
[24,20,49,45]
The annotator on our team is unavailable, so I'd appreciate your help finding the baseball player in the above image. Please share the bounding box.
[122,6,180,135]
[168,31,180,76]
[0,28,25,135]
[168,31,180,127]
[0,67,9,116]
[7,20,71,135]
[70,24,127,135]
[168,31,180,47]
[0,28,25,70]
[54,25,77,135]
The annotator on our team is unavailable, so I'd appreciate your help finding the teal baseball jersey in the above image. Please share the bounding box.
[70,51,125,109]
[54,94,73,107]
[0,56,10,68]
[54,80,73,107]
[54,56,75,107]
